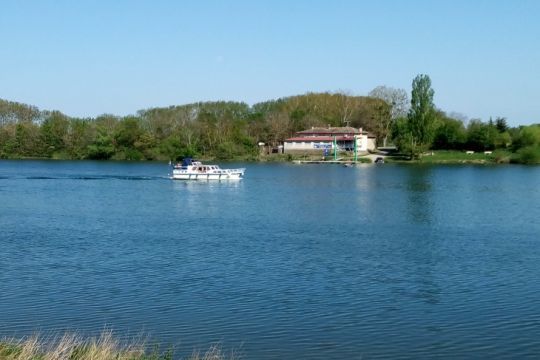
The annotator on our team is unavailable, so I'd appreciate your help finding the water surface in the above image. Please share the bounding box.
[1,160,540,359]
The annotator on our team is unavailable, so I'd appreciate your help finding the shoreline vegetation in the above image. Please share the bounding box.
[1,75,539,164]
[0,149,529,166]
[0,331,234,360]
[3,149,539,167]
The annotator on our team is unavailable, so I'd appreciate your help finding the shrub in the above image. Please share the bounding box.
[514,146,540,164]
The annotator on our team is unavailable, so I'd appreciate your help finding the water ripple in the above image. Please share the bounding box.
[1,162,540,359]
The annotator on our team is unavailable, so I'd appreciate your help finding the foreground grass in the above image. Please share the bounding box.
[0,331,235,360]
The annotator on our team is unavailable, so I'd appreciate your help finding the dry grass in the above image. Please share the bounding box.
[0,331,236,360]
[189,344,238,360]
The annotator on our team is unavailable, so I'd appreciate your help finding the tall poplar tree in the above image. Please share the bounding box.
[398,74,436,158]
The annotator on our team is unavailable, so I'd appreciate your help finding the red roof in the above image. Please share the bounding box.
[297,126,361,135]
[284,136,353,142]
[293,127,375,138]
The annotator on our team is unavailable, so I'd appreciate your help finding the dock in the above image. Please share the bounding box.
[293,160,355,164]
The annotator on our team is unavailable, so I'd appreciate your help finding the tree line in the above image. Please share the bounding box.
[389,74,540,163]
[0,94,390,161]
[0,77,539,163]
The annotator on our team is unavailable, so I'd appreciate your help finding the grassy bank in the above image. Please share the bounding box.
[413,149,540,164]
[383,150,515,164]
[0,331,235,360]
[417,150,512,164]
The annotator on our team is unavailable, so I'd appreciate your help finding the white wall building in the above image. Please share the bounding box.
[283,127,376,154]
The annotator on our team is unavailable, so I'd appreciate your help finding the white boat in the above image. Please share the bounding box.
[171,158,245,180]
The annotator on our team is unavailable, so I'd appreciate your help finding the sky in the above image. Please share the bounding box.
[1,0,539,125]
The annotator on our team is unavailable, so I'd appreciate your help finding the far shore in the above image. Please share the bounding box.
[0,149,534,165]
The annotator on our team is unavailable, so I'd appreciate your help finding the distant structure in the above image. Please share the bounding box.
[283,126,376,154]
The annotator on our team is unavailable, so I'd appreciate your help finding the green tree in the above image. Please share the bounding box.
[432,112,467,150]
[86,129,115,160]
[396,74,437,158]
[495,117,508,133]
[512,124,540,150]
[466,120,498,151]
[114,117,143,148]
[64,119,92,159]
[40,111,70,156]
[14,122,42,157]
[0,99,41,126]
[0,124,17,157]
[494,131,511,149]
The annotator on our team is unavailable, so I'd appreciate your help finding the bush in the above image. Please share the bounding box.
[513,146,540,164]
[123,148,144,160]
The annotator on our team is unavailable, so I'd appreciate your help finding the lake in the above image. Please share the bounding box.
[1,160,540,359]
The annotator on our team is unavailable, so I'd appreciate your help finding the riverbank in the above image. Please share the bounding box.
[231,149,539,164]
[383,150,512,165]
[263,149,522,165]
[390,149,540,165]
[2,149,539,164]
[0,331,234,360]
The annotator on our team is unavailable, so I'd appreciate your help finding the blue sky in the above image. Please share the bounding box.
[1,0,539,125]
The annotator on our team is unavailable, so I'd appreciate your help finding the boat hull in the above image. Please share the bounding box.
[171,170,245,180]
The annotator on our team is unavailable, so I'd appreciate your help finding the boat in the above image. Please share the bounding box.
[170,158,245,180]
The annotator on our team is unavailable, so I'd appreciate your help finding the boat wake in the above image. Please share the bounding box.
[9,175,168,181]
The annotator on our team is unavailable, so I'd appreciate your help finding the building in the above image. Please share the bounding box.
[283,127,376,154]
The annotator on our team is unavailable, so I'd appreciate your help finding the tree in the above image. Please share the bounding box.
[14,122,42,156]
[64,119,92,159]
[368,86,409,147]
[495,117,508,133]
[494,131,511,149]
[368,86,409,119]
[114,117,143,148]
[40,111,70,156]
[371,99,392,146]
[334,91,356,125]
[512,124,540,150]
[0,99,41,126]
[510,125,540,164]
[466,120,499,151]
[396,74,437,158]
[87,129,115,160]
[432,112,467,150]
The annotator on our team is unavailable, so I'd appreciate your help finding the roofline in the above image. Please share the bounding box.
[295,126,375,137]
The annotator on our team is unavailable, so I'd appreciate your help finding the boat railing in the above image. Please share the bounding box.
[225,168,245,173]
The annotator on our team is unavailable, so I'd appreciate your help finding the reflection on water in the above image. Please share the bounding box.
[352,164,376,217]
[405,166,433,224]
[171,179,244,216]
[172,179,243,191]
